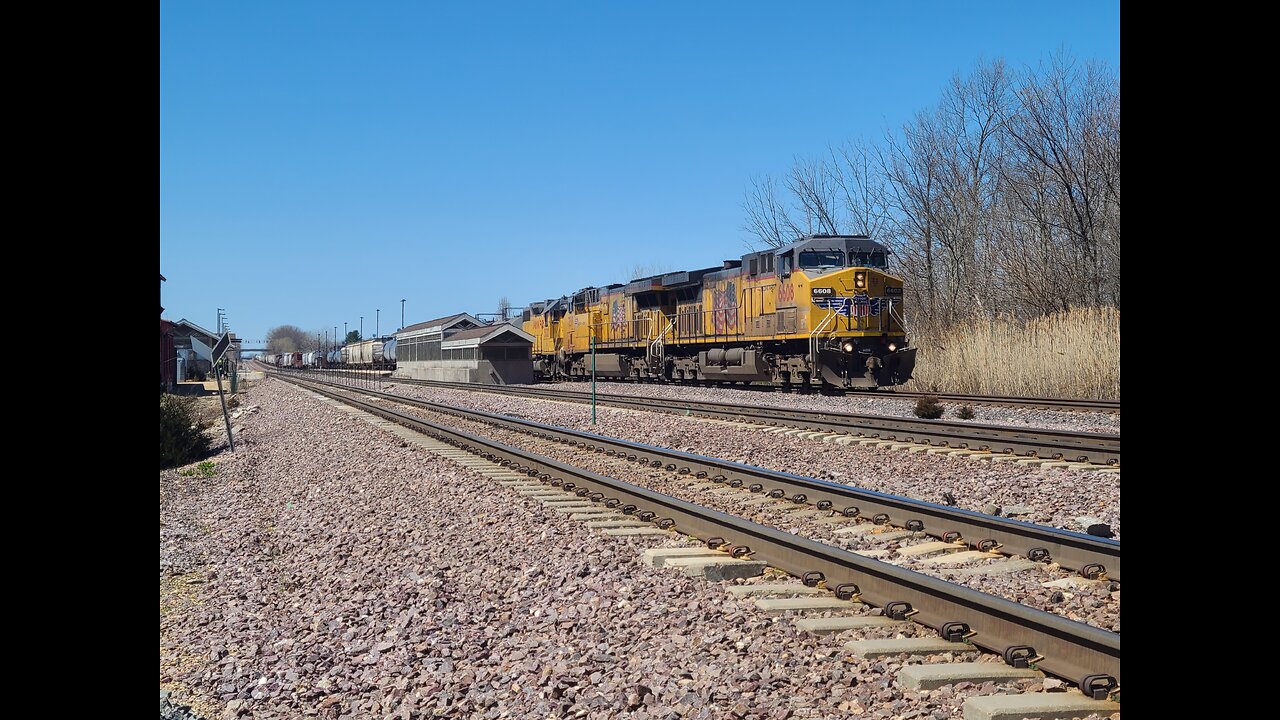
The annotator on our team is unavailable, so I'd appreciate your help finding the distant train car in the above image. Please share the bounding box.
[341,338,391,369]
[383,337,397,363]
[328,348,342,365]
[348,339,385,366]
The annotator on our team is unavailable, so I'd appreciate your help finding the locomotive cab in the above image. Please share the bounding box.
[784,235,916,388]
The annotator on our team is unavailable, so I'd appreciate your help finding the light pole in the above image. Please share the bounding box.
[401,299,406,331]
[344,322,348,341]
[334,326,338,347]
[360,316,363,340]
[376,309,380,337]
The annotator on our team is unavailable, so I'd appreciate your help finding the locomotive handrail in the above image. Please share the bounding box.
[649,317,676,369]
[808,308,838,367]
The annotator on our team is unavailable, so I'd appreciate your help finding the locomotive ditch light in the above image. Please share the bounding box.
[888,343,897,352]
[854,271,867,289]
[843,342,854,352]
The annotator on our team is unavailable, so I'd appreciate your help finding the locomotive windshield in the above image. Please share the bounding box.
[799,250,844,269]
[849,250,887,268]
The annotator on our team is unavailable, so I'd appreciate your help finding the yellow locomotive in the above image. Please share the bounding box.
[521,234,917,389]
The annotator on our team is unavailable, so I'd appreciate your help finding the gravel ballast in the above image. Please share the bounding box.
[363,389,1119,632]
[384,382,1121,538]
[161,379,1068,719]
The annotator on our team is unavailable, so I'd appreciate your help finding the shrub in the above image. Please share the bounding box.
[914,395,944,419]
[161,395,211,469]
[955,405,977,420]
[179,461,217,478]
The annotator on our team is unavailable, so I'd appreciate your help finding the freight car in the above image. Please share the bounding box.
[294,339,396,370]
[344,338,385,367]
[522,234,916,389]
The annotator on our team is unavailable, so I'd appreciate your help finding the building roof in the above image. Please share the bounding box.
[173,318,219,341]
[396,312,479,337]
[441,323,535,347]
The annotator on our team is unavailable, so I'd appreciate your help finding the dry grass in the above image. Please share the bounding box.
[904,307,1120,400]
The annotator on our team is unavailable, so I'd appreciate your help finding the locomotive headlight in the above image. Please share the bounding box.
[854,271,867,289]
[889,343,897,352]
[843,342,854,352]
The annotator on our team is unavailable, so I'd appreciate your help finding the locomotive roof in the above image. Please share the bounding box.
[770,234,887,255]
[543,234,890,299]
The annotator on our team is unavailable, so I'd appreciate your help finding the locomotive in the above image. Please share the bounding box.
[521,234,916,389]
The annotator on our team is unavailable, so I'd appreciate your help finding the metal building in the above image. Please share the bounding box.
[393,314,533,384]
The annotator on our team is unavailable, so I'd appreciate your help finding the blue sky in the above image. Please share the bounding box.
[160,1,1120,344]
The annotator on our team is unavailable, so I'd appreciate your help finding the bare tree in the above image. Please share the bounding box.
[266,325,319,353]
[831,139,891,238]
[741,175,801,249]
[497,296,512,322]
[787,157,841,236]
[624,262,673,280]
[999,53,1120,311]
[741,54,1120,329]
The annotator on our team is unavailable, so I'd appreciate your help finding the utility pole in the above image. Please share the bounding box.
[591,326,597,424]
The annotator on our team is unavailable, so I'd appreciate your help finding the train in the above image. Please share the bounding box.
[261,233,916,389]
[519,234,916,389]
[262,338,395,370]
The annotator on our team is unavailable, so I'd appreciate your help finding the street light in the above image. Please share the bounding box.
[376,309,380,337]
[401,299,406,331]
[360,316,363,340]
[344,322,348,341]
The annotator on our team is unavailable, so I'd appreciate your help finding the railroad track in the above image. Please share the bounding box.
[271,370,1121,578]
[879,390,1119,414]
[548,378,1120,414]
[288,368,1121,576]
[269,370,1120,699]
[382,376,1121,465]
[258,362,1119,413]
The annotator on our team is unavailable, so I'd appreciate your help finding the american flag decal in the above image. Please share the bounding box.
[815,296,884,317]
